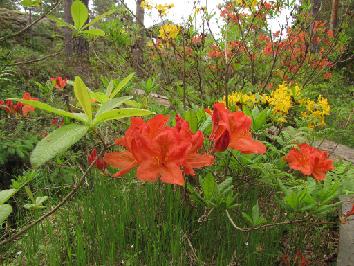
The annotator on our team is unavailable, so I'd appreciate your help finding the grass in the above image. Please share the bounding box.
[1,169,338,265]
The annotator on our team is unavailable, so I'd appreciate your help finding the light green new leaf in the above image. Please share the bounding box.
[0,189,17,204]
[83,9,116,29]
[82,28,105,37]
[71,0,89,30]
[31,124,89,168]
[89,91,109,104]
[74,76,92,120]
[0,204,12,224]
[110,73,135,98]
[10,99,89,124]
[48,15,74,28]
[93,108,153,125]
[96,96,133,116]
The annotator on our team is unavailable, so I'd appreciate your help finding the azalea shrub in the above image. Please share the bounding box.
[0,0,353,264]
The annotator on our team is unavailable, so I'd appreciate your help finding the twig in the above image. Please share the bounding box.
[7,50,62,66]
[225,210,336,232]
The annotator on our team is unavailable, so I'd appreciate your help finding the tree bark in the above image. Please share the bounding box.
[330,0,339,32]
[64,0,89,60]
[132,0,145,77]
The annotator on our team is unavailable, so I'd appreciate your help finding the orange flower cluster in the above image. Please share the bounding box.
[285,143,334,181]
[104,115,214,186]
[0,92,38,116]
[207,103,267,154]
[50,76,67,90]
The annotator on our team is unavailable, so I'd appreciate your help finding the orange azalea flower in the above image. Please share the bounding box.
[285,143,334,181]
[207,103,266,154]
[104,115,214,186]
[50,76,67,90]
[88,148,107,171]
[22,92,38,116]
[344,204,354,218]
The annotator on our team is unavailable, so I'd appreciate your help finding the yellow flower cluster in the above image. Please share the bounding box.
[221,92,257,107]
[159,24,180,40]
[140,1,174,16]
[140,0,153,10]
[266,84,292,122]
[156,3,174,16]
[221,84,330,127]
[300,95,330,127]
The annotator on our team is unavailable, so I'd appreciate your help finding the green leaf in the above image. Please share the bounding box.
[74,76,92,120]
[0,189,17,204]
[31,124,89,168]
[10,99,89,124]
[93,108,153,126]
[110,73,135,98]
[0,204,12,224]
[89,91,109,104]
[201,174,218,201]
[96,96,133,116]
[71,0,89,30]
[48,15,73,28]
[83,8,116,29]
[82,28,105,37]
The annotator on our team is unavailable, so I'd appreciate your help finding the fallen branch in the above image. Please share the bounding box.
[225,210,336,232]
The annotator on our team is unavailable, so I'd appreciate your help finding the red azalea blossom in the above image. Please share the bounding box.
[285,143,334,181]
[104,115,214,186]
[22,92,38,116]
[88,148,107,171]
[344,204,354,218]
[50,76,67,90]
[207,103,267,154]
[51,117,64,127]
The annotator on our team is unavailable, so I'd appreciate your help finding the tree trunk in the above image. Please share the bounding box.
[64,0,73,56]
[64,0,89,60]
[132,0,145,77]
[330,0,339,32]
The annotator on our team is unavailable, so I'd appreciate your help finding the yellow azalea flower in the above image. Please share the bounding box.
[140,0,153,10]
[156,3,174,16]
[267,84,292,115]
[159,24,180,40]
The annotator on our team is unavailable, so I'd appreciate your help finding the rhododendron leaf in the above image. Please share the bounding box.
[9,99,89,124]
[82,28,105,37]
[93,108,153,125]
[89,91,109,104]
[48,15,73,28]
[71,0,88,30]
[83,8,116,29]
[0,189,17,204]
[0,204,12,225]
[96,96,133,116]
[110,73,135,98]
[31,124,89,168]
[200,174,218,201]
[74,76,92,120]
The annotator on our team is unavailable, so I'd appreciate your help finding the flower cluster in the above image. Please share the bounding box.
[0,92,38,116]
[222,84,330,127]
[220,91,257,107]
[207,103,267,154]
[50,76,67,90]
[104,115,214,186]
[300,95,330,127]
[285,143,334,181]
[266,84,293,123]
[158,24,180,41]
[140,0,174,16]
